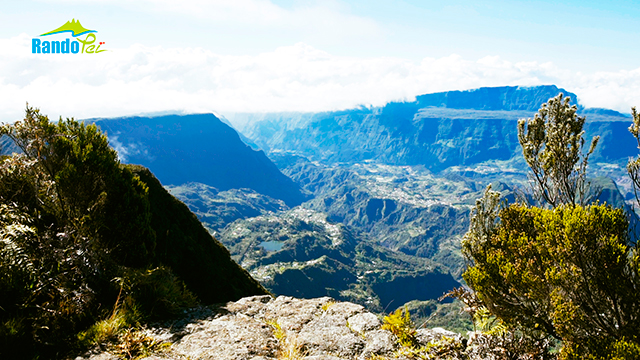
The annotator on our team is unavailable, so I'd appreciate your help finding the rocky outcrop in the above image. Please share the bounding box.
[75,296,498,360]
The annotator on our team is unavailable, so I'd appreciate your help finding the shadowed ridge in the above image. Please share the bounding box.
[92,113,307,207]
[129,165,269,303]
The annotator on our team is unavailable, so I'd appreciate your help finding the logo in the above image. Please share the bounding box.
[32,19,107,54]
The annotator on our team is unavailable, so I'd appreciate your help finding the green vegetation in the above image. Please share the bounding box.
[626,106,640,207]
[518,93,599,207]
[382,307,418,348]
[132,166,267,304]
[403,299,473,335]
[0,106,266,358]
[461,95,640,359]
[378,307,468,359]
[265,318,307,360]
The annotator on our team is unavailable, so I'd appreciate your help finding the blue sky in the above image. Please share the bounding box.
[0,0,639,121]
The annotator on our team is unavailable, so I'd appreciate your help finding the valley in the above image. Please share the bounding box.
[80,85,640,328]
[1,85,636,352]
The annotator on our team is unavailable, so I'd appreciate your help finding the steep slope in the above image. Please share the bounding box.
[92,113,306,207]
[130,165,268,304]
[166,183,289,234]
[0,135,20,156]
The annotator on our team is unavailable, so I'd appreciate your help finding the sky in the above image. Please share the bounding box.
[1,0,639,122]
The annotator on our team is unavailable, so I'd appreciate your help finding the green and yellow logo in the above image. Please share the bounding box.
[32,19,107,54]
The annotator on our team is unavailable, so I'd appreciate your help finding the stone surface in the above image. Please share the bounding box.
[297,313,366,358]
[415,326,461,346]
[75,295,506,360]
[347,312,381,334]
[78,354,119,360]
[359,329,396,360]
[171,312,278,360]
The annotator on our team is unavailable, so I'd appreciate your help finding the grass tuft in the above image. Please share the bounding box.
[321,300,336,312]
[276,334,307,360]
[265,318,286,341]
[265,318,308,360]
[112,328,170,360]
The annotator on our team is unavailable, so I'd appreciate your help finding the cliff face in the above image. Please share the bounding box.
[413,85,581,111]
[92,113,307,207]
[240,86,635,172]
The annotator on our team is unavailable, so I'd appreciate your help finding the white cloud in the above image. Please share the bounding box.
[109,135,154,162]
[2,33,640,123]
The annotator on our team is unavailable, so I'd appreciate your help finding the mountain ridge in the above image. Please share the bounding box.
[90,113,307,207]
[414,85,581,111]
[238,85,636,172]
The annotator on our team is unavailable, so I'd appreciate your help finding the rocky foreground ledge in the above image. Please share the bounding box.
[77,295,490,360]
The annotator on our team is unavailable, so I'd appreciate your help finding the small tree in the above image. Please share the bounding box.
[517,93,599,208]
[0,105,156,266]
[462,96,640,359]
[0,106,158,355]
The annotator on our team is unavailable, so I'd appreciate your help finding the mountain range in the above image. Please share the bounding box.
[4,85,634,319]
[93,86,640,313]
[236,85,635,174]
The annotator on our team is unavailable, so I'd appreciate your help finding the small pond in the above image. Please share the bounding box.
[259,241,285,252]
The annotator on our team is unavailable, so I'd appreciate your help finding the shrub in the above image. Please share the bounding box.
[0,106,188,358]
[123,267,198,321]
[382,307,417,348]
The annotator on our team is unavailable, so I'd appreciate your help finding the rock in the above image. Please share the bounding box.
[415,327,461,345]
[324,301,365,318]
[263,296,334,332]
[78,354,119,360]
[167,296,373,359]
[358,329,396,360]
[74,295,486,360]
[297,312,366,358]
[171,313,278,360]
[347,312,380,334]
[225,294,273,317]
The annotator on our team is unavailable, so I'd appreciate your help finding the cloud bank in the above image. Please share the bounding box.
[2,34,640,123]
